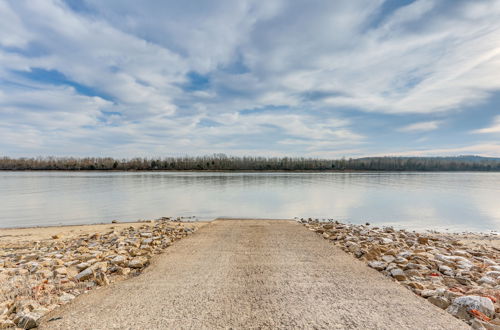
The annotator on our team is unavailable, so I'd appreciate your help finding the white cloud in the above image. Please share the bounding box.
[398,120,441,132]
[2,0,500,156]
[0,1,32,47]
[473,115,500,134]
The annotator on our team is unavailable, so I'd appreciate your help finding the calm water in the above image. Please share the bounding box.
[1,171,500,231]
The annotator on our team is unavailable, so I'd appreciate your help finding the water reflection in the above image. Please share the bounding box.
[1,172,500,231]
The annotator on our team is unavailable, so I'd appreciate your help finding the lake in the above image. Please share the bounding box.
[1,171,500,231]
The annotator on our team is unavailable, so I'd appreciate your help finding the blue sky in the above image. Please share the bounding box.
[1,0,500,158]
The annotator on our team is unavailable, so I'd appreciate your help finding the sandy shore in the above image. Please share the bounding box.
[0,220,206,329]
[2,221,496,248]
[0,221,207,243]
[441,233,500,250]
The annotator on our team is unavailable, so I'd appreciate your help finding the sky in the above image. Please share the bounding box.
[1,0,500,158]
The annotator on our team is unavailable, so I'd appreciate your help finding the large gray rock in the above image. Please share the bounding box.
[128,257,148,269]
[438,265,454,276]
[478,276,497,286]
[368,261,387,271]
[59,292,76,303]
[76,262,90,271]
[111,255,126,265]
[446,295,495,321]
[14,312,42,329]
[75,267,93,281]
[485,271,500,279]
[390,268,406,281]
[381,255,395,263]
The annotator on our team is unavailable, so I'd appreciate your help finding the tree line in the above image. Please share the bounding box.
[1,155,500,171]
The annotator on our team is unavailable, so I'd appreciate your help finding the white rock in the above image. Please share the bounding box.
[379,238,393,245]
[390,268,406,281]
[435,288,447,296]
[368,261,387,271]
[111,255,126,265]
[478,276,497,286]
[381,255,395,263]
[482,258,497,266]
[75,267,93,281]
[54,267,67,275]
[446,295,495,321]
[485,271,500,279]
[128,257,148,269]
[59,293,75,303]
[421,290,436,298]
[404,263,421,270]
[76,262,90,271]
[453,250,469,257]
[398,251,412,259]
[142,238,153,245]
[438,265,454,275]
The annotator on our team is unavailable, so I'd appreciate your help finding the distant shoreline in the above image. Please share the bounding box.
[2,169,500,172]
[2,155,500,171]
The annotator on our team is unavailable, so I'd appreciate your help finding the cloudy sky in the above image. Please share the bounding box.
[1,0,500,158]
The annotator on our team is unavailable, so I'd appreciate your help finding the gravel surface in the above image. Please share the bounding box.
[39,220,469,329]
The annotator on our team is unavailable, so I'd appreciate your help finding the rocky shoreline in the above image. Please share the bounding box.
[2,218,499,329]
[304,220,500,329]
[0,219,199,329]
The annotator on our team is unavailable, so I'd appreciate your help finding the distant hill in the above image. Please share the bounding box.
[358,155,500,162]
[1,155,500,171]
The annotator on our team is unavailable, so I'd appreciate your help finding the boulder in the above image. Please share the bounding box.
[59,293,75,304]
[470,318,500,330]
[446,295,495,321]
[111,255,126,265]
[14,312,42,329]
[117,267,131,276]
[390,268,407,281]
[381,255,395,263]
[54,267,67,275]
[421,289,436,298]
[407,282,425,290]
[439,265,454,276]
[428,296,450,309]
[485,271,500,279]
[94,271,110,286]
[128,257,148,269]
[368,261,387,271]
[75,268,93,281]
[76,262,90,271]
[379,238,393,245]
[417,237,429,245]
[478,276,497,286]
